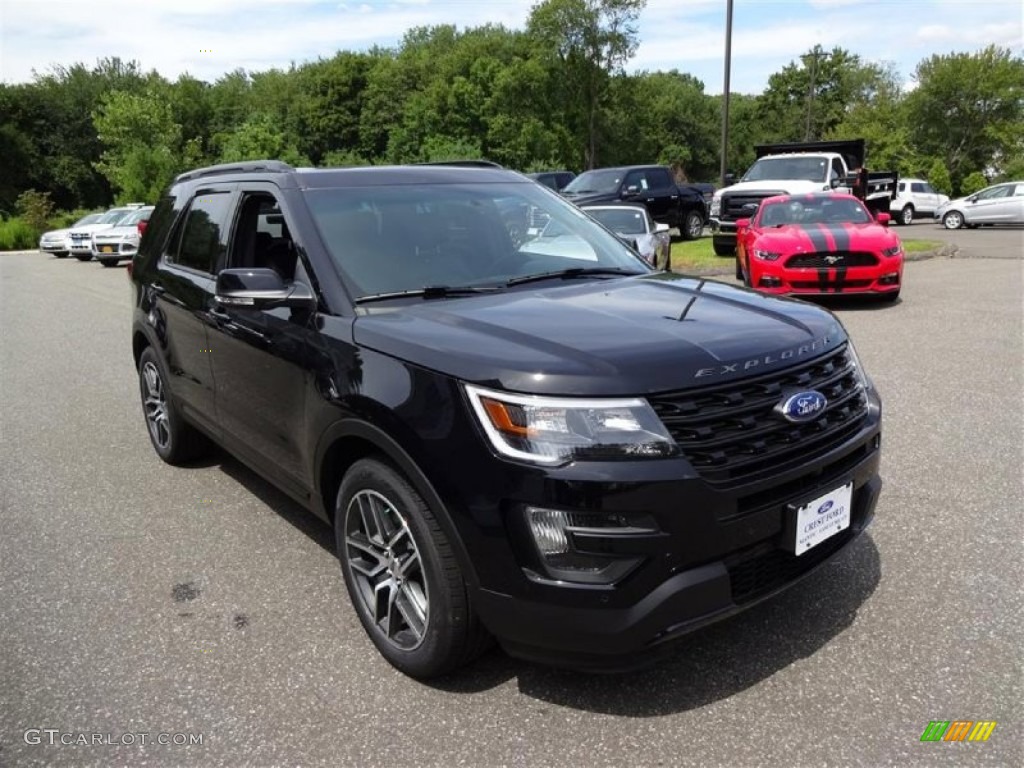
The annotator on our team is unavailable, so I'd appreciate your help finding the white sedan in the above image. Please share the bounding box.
[935,181,1024,229]
[581,204,672,270]
[38,213,103,258]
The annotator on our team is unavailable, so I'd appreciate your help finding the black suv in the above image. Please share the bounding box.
[131,161,883,678]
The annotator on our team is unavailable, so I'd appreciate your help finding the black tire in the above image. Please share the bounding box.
[335,457,489,678]
[899,205,914,226]
[74,253,93,262]
[879,290,900,303]
[681,210,704,241]
[99,258,119,267]
[735,257,743,281]
[54,252,68,259]
[713,241,736,256]
[943,211,964,230]
[137,346,209,464]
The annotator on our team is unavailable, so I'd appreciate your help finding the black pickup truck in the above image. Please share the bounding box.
[561,165,708,240]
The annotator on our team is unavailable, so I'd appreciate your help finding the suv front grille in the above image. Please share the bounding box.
[786,251,878,269]
[649,345,868,484]
[725,527,853,604]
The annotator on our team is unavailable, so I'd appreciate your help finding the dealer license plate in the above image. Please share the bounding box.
[792,482,852,556]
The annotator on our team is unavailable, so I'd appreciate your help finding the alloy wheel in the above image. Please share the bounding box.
[141,361,170,450]
[344,489,429,651]
[943,211,963,229]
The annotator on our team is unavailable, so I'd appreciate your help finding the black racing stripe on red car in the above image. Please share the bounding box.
[803,225,831,253]
[833,266,847,293]
[817,268,830,292]
[821,224,851,253]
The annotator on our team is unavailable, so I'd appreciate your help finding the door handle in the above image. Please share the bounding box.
[150,283,166,296]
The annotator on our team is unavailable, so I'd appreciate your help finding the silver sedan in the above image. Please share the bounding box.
[581,204,672,270]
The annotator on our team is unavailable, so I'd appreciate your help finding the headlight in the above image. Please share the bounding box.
[465,384,677,465]
[844,338,871,390]
[881,245,902,257]
[710,197,721,216]
[753,248,782,261]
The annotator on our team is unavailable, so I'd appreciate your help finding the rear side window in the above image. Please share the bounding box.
[911,182,926,193]
[167,193,233,273]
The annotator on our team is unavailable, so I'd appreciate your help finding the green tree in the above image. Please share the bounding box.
[927,158,953,196]
[527,0,646,168]
[217,112,310,166]
[15,189,55,234]
[906,46,1024,189]
[960,171,989,195]
[93,88,192,202]
[757,47,897,143]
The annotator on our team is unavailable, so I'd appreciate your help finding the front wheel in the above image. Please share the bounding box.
[681,210,704,241]
[943,211,964,229]
[336,458,488,678]
[74,253,93,262]
[735,256,743,281]
[99,258,119,267]
[137,347,209,464]
[713,241,736,256]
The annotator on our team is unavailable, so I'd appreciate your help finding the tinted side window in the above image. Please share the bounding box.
[648,168,673,188]
[169,193,233,273]
[623,170,648,191]
[911,182,926,193]
[141,196,179,259]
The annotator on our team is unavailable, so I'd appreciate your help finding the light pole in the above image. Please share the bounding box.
[719,0,734,188]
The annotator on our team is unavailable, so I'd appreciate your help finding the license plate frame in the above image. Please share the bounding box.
[785,482,853,556]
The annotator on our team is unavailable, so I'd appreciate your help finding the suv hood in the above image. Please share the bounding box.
[561,191,620,206]
[353,274,845,396]
[69,223,115,234]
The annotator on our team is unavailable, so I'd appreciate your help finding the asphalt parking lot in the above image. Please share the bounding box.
[898,221,1023,259]
[1,244,1021,767]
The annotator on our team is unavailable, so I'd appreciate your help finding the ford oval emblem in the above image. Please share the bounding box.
[817,500,834,515]
[778,390,828,423]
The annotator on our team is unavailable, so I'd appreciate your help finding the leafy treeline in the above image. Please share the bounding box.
[0,0,1021,218]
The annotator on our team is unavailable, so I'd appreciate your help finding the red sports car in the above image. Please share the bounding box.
[735,193,904,300]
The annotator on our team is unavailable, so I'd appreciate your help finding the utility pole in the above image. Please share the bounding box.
[804,46,829,141]
[719,0,734,188]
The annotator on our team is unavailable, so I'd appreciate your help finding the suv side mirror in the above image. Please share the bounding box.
[215,268,317,311]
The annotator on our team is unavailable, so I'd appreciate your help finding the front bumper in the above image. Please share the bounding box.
[750,261,903,296]
[92,240,136,259]
[39,240,68,253]
[464,402,883,669]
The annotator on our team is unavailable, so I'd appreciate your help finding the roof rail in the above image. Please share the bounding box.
[415,159,504,169]
[175,160,294,183]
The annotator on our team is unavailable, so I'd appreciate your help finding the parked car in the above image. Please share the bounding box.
[710,139,897,255]
[68,204,146,261]
[561,165,708,240]
[92,206,154,266]
[581,204,671,270]
[38,213,103,258]
[735,192,903,300]
[131,160,883,678]
[526,171,576,192]
[889,178,949,225]
[935,181,1024,229]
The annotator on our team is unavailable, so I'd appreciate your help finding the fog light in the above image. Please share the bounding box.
[527,507,571,555]
[523,506,656,584]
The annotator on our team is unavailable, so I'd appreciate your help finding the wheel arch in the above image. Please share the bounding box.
[314,420,480,590]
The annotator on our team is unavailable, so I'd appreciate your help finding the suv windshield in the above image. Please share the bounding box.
[98,209,133,225]
[562,170,624,195]
[305,182,648,299]
[743,156,829,183]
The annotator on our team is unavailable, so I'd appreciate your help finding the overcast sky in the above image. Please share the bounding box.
[0,0,1020,94]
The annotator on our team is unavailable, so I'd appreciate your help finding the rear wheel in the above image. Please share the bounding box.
[899,205,914,226]
[681,210,704,241]
[335,458,488,678]
[137,347,209,464]
[943,211,964,229]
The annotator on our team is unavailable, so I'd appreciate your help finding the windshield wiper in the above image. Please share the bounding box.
[355,285,503,304]
[506,267,645,287]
